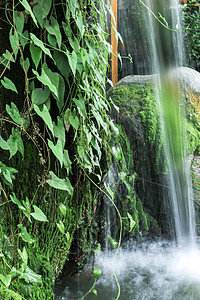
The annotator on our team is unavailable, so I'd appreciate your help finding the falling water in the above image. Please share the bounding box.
[143,0,195,244]
[54,2,200,299]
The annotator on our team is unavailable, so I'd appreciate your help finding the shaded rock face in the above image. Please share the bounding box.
[108,67,200,236]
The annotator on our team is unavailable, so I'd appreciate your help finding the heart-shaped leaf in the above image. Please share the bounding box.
[31,205,48,222]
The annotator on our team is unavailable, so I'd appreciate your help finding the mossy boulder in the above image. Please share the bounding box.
[108,67,200,235]
[108,76,167,234]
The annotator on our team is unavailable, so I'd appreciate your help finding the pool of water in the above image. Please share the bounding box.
[54,239,200,300]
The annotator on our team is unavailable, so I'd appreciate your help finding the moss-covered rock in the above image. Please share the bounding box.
[107,67,200,236]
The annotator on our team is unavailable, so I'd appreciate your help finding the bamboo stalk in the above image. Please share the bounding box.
[111,0,118,85]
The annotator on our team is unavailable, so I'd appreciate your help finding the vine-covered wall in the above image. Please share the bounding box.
[0,0,118,298]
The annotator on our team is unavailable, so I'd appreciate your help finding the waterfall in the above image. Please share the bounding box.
[54,2,200,299]
[143,0,195,243]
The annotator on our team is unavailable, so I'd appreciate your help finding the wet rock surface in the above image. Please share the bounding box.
[108,67,200,236]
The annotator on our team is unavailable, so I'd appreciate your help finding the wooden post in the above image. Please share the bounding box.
[111,0,118,85]
[179,0,200,5]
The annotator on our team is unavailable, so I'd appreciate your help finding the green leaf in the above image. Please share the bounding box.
[46,17,62,48]
[33,63,59,98]
[67,50,77,77]
[7,136,17,159]
[73,95,87,120]
[14,11,24,33]
[19,30,29,49]
[0,163,18,187]
[92,107,107,133]
[19,0,38,27]
[20,57,30,73]
[57,74,65,111]
[1,77,18,94]
[104,182,114,200]
[76,59,83,76]
[59,203,66,216]
[6,102,22,125]
[31,205,49,222]
[63,150,72,175]
[2,50,15,63]
[10,266,20,277]
[9,28,19,59]
[10,193,25,211]
[19,264,42,283]
[93,267,101,279]
[46,171,73,195]
[3,236,13,259]
[34,104,54,135]
[2,169,12,184]
[91,138,101,159]
[0,51,12,70]
[47,34,57,47]
[7,128,24,159]
[66,232,70,241]
[94,243,101,256]
[80,48,88,67]
[68,36,80,52]
[18,247,28,265]
[48,139,63,168]
[22,197,31,222]
[64,108,71,131]
[33,0,52,26]
[0,274,11,287]
[76,11,85,37]
[30,43,42,69]
[0,136,10,150]
[127,213,136,232]
[23,197,31,213]
[53,50,70,80]
[69,113,79,131]
[18,224,34,243]
[31,88,50,106]
[92,289,98,296]
[57,220,65,234]
[108,237,118,249]
[62,22,72,38]
[77,146,91,169]
[53,117,65,147]
[30,33,53,59]
[68,0,78,18]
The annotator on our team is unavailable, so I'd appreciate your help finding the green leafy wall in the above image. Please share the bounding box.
[0,0,117,298]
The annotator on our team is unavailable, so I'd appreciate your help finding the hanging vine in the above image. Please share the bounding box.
[0,0,121,298]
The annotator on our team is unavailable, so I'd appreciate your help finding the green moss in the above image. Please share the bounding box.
[110,79,200,171]
[187,120,200,154]
[109,124,149,236]
[0,285,22,300]
[109,82,164,170]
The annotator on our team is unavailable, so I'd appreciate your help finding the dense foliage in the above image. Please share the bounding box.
[0,0,118,298]
[182,0,200,70]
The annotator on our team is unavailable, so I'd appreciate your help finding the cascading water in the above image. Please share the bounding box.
[54,2,200,299]
[143,0,196,244]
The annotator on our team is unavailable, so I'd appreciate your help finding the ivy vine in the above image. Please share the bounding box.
[0,0,119,297]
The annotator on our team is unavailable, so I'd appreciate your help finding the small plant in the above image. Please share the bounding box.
[182,0,200,70]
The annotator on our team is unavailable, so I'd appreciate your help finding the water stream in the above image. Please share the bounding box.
[144,0,195,244]
[54,1,200,299]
